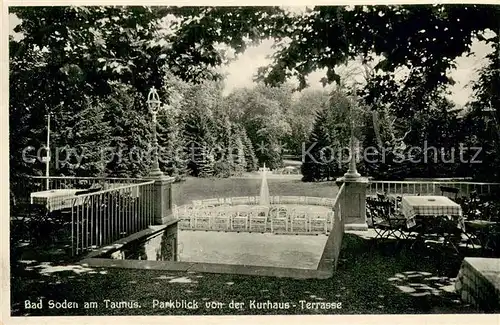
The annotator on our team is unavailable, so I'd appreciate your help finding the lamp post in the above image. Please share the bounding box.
[45,113,51,190]
[147,86,164,177]
[343,92,361,179]
[335,87,369,231]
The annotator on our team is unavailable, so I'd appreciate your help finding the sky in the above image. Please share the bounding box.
[221,37,493,107]
[9,11,495,108]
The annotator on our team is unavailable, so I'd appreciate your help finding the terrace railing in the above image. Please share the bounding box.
[10,176,156,256]
[316,183,345,273]
[329,183,346,271]
[31,175,150,189]
[70,180,155,255]
[367,180,500,198]
[11,176,151,206]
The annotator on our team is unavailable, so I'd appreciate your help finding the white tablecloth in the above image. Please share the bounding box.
[401,196,463,228]
[30,189,84,212]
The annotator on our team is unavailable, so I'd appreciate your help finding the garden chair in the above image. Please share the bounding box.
[35,190,86,243]
[366,198,409,242]
[309,210,328,234]
[462,197,500,256]
[212,210,231,231]
[178,214,192,229]
[270,206,288,232]
[249,206,268,232]
[440,186,459,200]
[174,205,187,228]
[415,214,464,254]
[28,199,77,246]
[231,206,250,231]
[290,208,309,232]
[193,208,211,230]
[377,192,388,202]
[464,220,493,250]
[183,206,197,228]
[268,206,278,217]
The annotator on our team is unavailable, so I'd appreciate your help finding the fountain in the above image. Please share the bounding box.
[97,162,341,275]
[258,163,270,207]
[171,162,336,235]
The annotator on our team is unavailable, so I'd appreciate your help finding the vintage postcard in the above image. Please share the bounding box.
[4,2,500,324]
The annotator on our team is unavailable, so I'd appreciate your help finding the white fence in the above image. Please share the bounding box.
[367,181,500,198]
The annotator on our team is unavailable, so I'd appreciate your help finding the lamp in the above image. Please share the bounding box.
[147,86,164,177]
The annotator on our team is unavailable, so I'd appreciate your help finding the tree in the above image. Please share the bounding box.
[241,128,258,172]
[10,7,168,180]
[223,85,292,169]
[232,129,247,175]
[212,113,234,178]
[301,107,332,182]
[284,89,330,157]
[462,31,500,181]
[301,90,352,181]
[183,109,216,177]
[11,5,500,182]
[157,69,190,180]
[181,82,221,177]
[256,5,499,92]
[10,6,288,181]
[97,82,155,177]
[54,96,112,177]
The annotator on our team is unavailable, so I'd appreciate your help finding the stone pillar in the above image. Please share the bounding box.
[336,176,369,231]
[150,174,175,225]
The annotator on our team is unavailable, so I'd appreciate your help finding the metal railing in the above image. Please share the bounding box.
[367,180,500,198]
[11,176,151,206]
[30,175,150,189]
[10,176,156,256]
[71,180,155,255]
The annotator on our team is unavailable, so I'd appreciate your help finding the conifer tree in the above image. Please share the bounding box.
[241,128,258,172]
[301,107,332,181]
[183,108,216,177]
[101,83,152,177]
[233,131,247,176]
[53,96,112,177]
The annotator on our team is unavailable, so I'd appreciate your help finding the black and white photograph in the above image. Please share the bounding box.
[5,2,500,320]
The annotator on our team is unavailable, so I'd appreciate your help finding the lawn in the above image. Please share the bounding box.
[172,177,339,206]
[10,233,480,316]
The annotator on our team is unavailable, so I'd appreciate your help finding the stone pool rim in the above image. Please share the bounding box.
[78,220,338,279]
